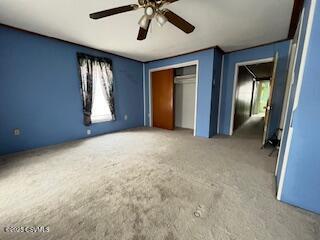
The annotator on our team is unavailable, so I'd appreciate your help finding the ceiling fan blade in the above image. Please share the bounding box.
[166,0,180,3]
[163,9,195,34]
[137,19,151,41]
[90,4,139,19]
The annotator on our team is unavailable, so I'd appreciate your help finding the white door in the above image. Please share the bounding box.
[174,77,196,129]
[262,52,279,146]
[278,44,297,136]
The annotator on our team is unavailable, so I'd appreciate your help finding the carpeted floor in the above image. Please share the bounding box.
[0,116,319,240]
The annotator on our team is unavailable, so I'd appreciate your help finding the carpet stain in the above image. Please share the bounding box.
[154,184,176,202]
[132,234,146,240]
[165,231,177,240]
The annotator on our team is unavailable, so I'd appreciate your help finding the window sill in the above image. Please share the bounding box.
[91,116,113,124]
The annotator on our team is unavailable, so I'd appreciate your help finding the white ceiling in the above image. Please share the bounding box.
[0,0,294,62]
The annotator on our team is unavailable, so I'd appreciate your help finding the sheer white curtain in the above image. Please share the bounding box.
[91,61,113,123]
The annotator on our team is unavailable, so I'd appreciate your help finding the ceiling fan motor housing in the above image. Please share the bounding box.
[139,0,163,6]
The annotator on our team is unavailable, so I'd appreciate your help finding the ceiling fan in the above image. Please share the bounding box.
[89,0,195,41]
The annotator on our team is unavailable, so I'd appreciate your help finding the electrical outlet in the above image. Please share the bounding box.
[124,114,128,121]
[87,129,91,135]
[13,128,20,136]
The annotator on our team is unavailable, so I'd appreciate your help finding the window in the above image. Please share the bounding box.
[78,53,115,125]
[91,62,113,123]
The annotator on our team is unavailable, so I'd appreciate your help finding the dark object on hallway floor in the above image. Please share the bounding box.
[266,128,282,157]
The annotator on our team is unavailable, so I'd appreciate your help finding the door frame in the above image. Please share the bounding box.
[274,43,296,176]
[229,57,274,136]
[148,60,199,136]
[262,52,279,146]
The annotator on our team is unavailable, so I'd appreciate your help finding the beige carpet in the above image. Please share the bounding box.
[0,116,319,240]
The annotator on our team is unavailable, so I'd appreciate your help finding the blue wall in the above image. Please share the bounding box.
[219,41,291,137]
[210,50,223,136]
[0,25,144,155]
[144,48,221,138]
[280,0,320,214]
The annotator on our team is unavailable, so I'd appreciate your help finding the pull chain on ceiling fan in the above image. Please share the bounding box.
[89,0,195,41]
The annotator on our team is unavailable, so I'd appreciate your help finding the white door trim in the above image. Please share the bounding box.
[229,57,274,135]
[277,0,316,200]
[148,60,199,136]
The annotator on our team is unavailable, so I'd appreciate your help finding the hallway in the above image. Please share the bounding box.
[233,114,265,140]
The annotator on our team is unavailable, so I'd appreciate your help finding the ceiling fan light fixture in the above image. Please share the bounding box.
[155,12,167,27]
[145,6,154,17]
[138,14,149,30]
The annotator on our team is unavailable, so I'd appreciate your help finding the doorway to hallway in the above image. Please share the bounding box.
[233,61,275,142]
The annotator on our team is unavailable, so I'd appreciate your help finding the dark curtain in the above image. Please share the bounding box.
[77,53,114,125]
[78,56,93,125]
